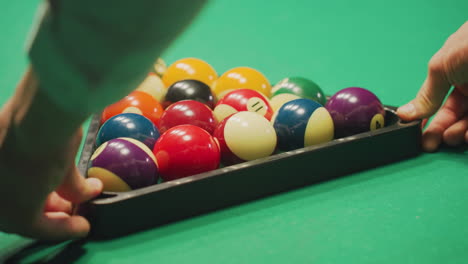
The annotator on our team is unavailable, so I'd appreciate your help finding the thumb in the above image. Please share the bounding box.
[397,58,451,121]
[56,127,102,203]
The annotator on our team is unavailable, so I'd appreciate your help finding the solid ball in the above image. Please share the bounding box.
[153,125,220,181]
[135,72,167,102]
[270,93,301,112]
[271,76,326,105]
[213,66,271,99]
[96,113,160,149]
[213,88,273,122]
[101,91,164,127]
[153,58,167,77]
[213,111,277,165]
[163,79,215,109]
[162,57,218,88]
[272,98,334,151]
[159,100,217,134]
[325,87,385,138]
[88,138,159,192]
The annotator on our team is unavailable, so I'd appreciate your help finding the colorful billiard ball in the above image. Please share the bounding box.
[153,125,220,181]
[159,100,217,134]
[272,98,334,151]
[135,72,167,102]
[96,113,160,149]
[212,66,271,99]
[101,91,164,127]
[87,138,159,192]
[325,87,385,138]
[269,93,301,112]
[213,88,273,122]
[163,79,215,109]
[271,76,326,105]
[213,111,277,165]
[162,57,218,88]
[153,57,167,77]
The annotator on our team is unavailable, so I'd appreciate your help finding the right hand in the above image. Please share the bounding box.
[397,21,468,152]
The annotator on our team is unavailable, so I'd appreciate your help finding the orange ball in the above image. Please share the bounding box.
[212,66,271,99]
[101,91,164,127]
[162,57,217,88]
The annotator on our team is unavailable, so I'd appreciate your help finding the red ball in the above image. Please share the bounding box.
[158,100,217,134]
[152,125,221,181]
[213,88,273,122]
[101,91,164,127]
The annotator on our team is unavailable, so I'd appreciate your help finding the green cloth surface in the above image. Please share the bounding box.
[0,0,467,263]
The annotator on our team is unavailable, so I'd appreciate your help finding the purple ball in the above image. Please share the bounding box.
[325,87,385,138]
[87,138,159,192]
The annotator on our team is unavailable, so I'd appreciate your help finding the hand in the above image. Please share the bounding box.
[0,69,102,241]
[397,21,468,152]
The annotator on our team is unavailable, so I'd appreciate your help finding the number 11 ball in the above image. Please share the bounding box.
[325,87,385,138]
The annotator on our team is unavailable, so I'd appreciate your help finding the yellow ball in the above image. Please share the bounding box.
[213,66,271,99]
[162,57,218,88]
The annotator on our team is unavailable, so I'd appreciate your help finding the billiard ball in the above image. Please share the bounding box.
[96,113,160,149]
[159,100,217,134]
[269,93,301,112]
[272,98,334,151]
[87,138,159,192]
[325,87,385,138]
[213,88,273,122]
[135,72,167,102]
[163,79,215,109]
[212,66,271,99]
[213,111,277,165]
[162,57,218,88]
[101,91,164,127]
[153,57,167,77]
[271,76,326,105]
[153,125,220,181]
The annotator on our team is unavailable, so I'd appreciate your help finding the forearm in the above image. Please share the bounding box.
[29,0,207,116]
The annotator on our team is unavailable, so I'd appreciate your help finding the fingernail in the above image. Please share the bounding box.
[86,177,103,194]
[422,132,441,152]
[398,103,416,117]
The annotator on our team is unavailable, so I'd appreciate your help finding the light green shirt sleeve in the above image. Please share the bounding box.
[28,0,206,116]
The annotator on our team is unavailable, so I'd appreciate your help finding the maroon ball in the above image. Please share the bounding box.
[325,87,385,138]
[158,100,217,134]
[87,138,159,192]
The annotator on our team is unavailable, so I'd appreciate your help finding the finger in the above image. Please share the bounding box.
[397,63,451,121]
[27,212,91,241]
[422,89,468,152]
[44,192,73,214]
[443,115,468,146]
[56,165,102,204]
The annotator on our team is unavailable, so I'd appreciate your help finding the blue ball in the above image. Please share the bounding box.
[272,99,334,151]
[96,113,160,149]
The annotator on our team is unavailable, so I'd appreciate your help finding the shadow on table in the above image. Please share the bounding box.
[2,239,87,264]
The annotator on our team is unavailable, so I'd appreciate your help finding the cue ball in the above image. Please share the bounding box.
[272,98,334,151]
[213,111,277,165]
[87,138,159,192]
[325,87,385,138]
[96,113,160,149]
[153,125,220,181]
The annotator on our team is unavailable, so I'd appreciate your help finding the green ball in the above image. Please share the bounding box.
[271,77,326,105]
